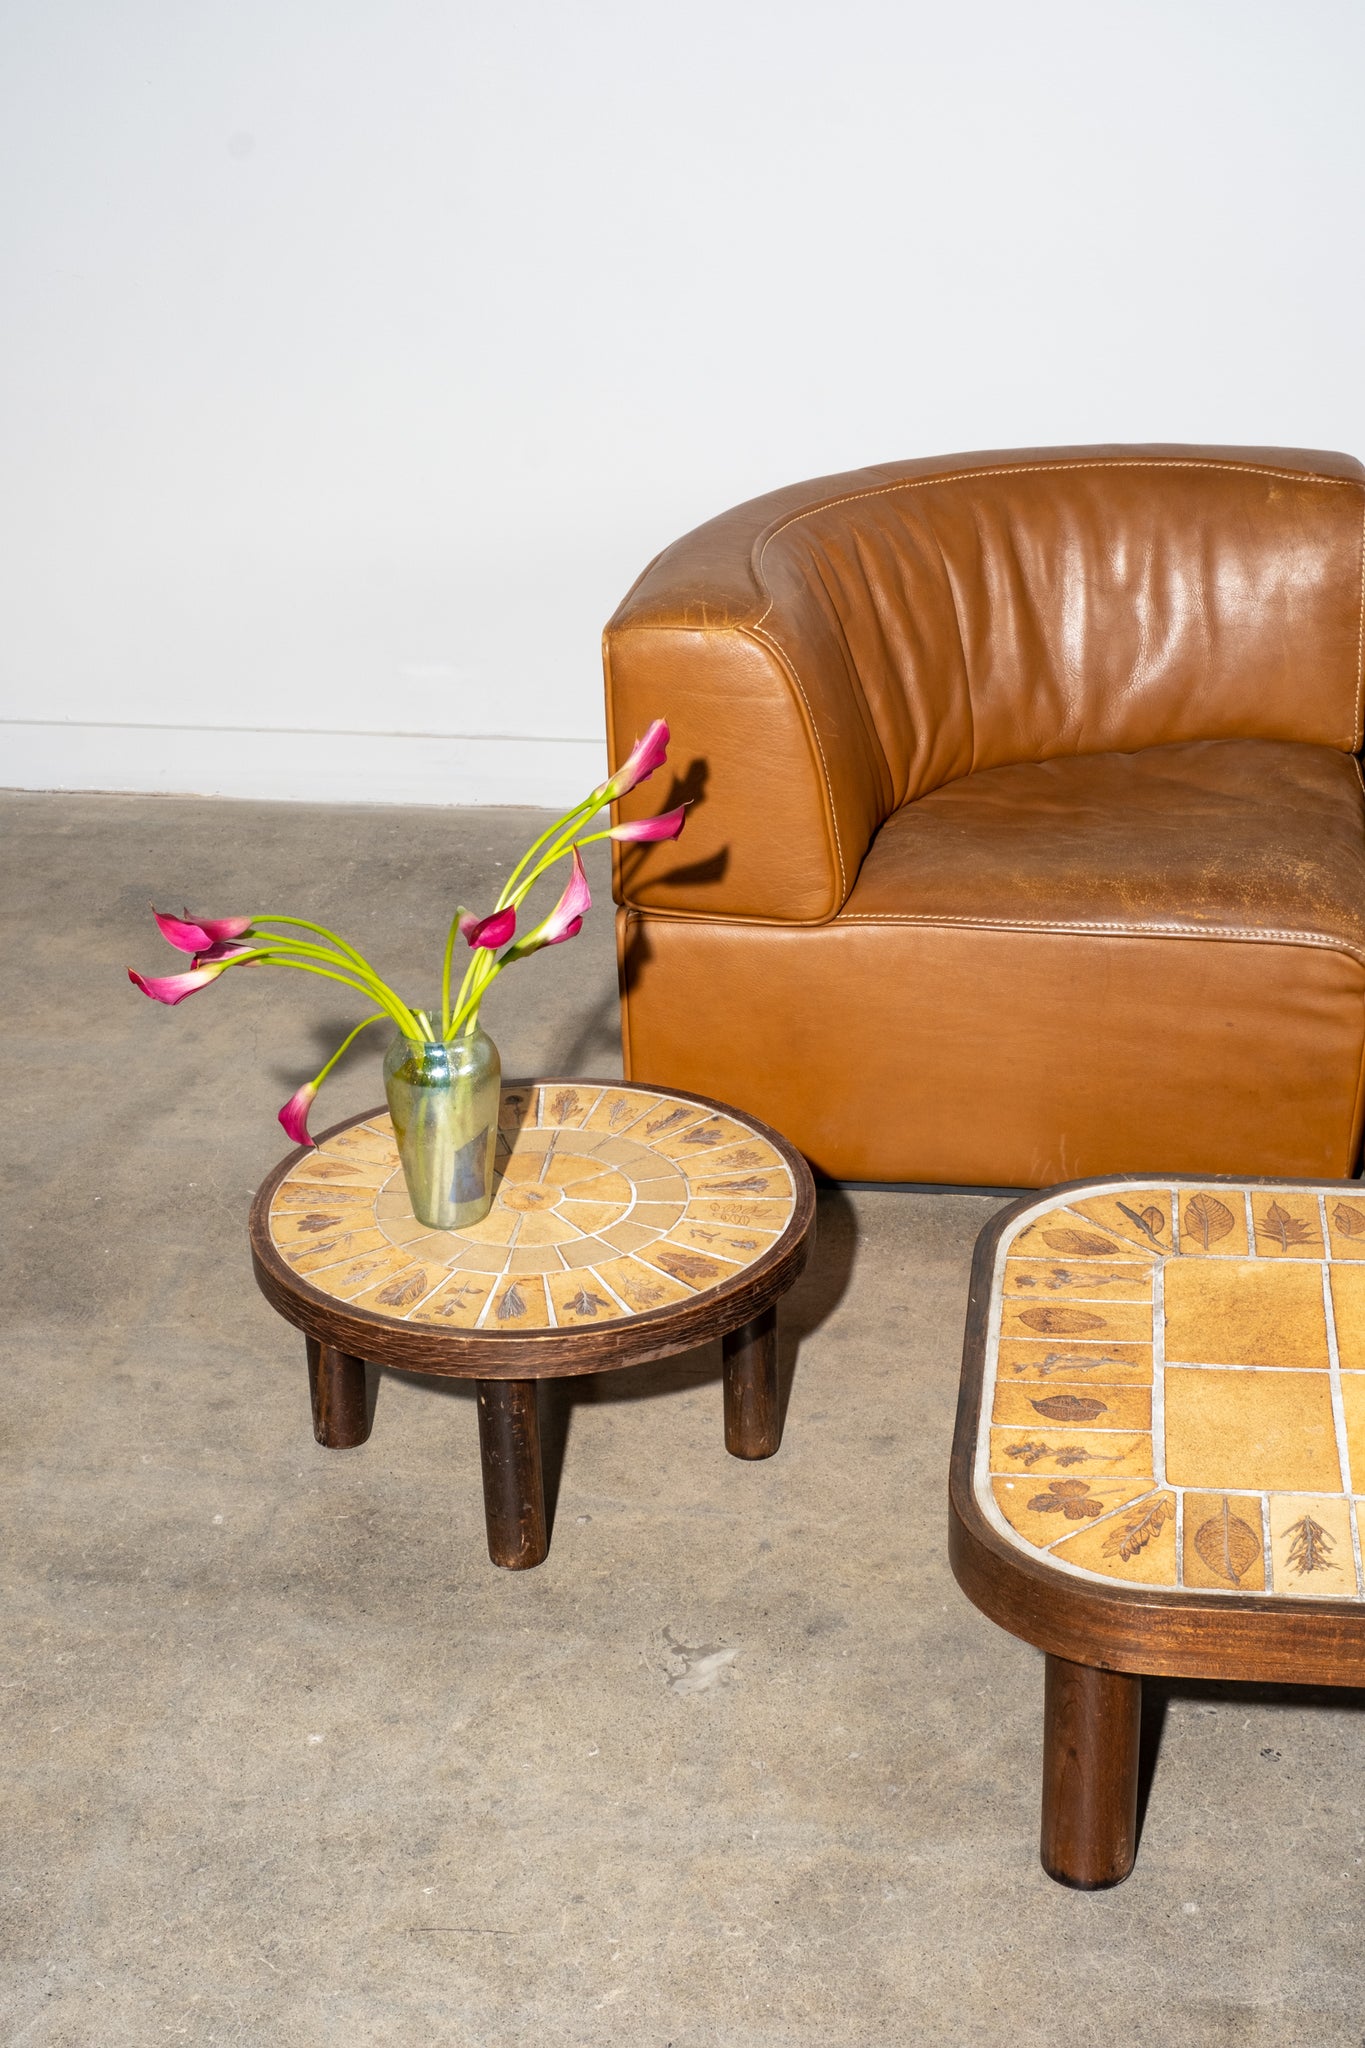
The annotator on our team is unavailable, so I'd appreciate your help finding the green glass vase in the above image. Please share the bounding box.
[382,1027,500,1231]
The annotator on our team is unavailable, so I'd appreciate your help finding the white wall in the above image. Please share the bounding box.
[3,0,1363,806]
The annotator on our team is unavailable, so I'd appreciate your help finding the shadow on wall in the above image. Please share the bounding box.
[385,1181,858,1540]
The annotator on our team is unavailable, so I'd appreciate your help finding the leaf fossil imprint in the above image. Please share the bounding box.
[1027,1479,1104,1520]
[1285,1513,1339,1577]
[1334,1201,1365,1240]
[1016,1306,1106,1335]
[1102,1492,1173,1562]
[1041,1228,1120,1257]
[1257,1200,1316,1252]
[1182,1192,1235,1252]
[1193,1497,1260,1585]
[1029,1394,1108,1422]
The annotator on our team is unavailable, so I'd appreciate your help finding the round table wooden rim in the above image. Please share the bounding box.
[249,1077,817,1381]
[949,1172,1365,1688]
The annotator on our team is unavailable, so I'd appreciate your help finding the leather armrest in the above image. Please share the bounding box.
[603,474,899,923]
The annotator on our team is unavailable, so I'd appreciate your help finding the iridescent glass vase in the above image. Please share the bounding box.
[382,1027,500,1230]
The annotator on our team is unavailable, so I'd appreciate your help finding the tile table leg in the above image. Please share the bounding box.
[306,1335,371,1448]
[723,1305,782,1459]
[476,1379,548,1569]
[1040,1654,1142,1888]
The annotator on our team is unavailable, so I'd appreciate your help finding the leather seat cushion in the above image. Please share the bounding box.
[841,739,1365,957]
[619,741,1365,1183]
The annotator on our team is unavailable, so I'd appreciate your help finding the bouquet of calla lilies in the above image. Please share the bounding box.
[128,719,683,1146]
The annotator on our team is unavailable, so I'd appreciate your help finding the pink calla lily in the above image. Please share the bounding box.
[506,849,591,958]
[154,909,254,954]
[128,960,235,1005]
[459,905,517,950]
[597,719,670,802]
[278,1081,318,1147]
[608,803,688,844]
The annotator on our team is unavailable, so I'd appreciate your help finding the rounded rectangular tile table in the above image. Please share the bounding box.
[950,1175,1365,1887]
[250,1079,815,1568]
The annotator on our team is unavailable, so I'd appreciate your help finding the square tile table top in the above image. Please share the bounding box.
[950,1177,1365,1687]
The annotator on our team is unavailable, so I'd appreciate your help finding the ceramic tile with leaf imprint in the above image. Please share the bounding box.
[1269,1496,1360,1596]
[990,1476,1159,1550]
[1250,1191,1323,1258]
[995,1339,1154,1385]
[1177,1189,1249,1257]
[1181,1493,1266,1591]
[1063,1193,1173,1256]
[1002,1258,1153,1302]
[989,1428,1153,1479]
[998,1298,1153,1345]
[990,1381,1152,1430]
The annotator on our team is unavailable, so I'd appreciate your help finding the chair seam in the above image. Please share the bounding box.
[837,911,1365,968]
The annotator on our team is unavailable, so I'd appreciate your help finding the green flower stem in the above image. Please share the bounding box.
[237,935,423,1038]
[211,949,420,1036]
[253,915,377,974]
[310,1013,387,1088]
[495,795,601,909]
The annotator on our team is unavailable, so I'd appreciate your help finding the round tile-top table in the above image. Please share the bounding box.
[249,1078,816,1567]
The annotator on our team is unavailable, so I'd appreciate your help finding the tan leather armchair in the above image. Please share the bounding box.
[603,445,1365,1185]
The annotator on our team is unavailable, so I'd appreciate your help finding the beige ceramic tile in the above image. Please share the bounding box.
[509,1213,577,1248]
[452,1207,519,1247]
[1049,1491,1177,1585]
[556,1200,632,1233]
[378,1214,442,1247]
[349,1258,450,1317]
[990,1381,1152,1431]
[547,1268,623,1327]
[286,1155,392,1189]
[283,1227,389,1275]
[686,1198,793,1230]
[537,1084,599,1128]
[669,1219,777,1264]
[638,1241,740,1294]
[408,1230,464,1261]
[1329,1266,1365,1370]
[592,1256,691,1314]
[324,1122,396,1159]
[629,1171,689,1201]
[685,1168,791,1200]
[1181,1492,1267,1591]
[1176,1189,1250,1257]
[448,1243,512,1274]
[651,1117,751,1160]
[561,1170,632,1206]
[317,1244,428,1303]
[1268,1495,1359,1597]
[497,1086,535,1133]
[495,1148,549,1186]
[1249,1190,1323,1258]
[630,1202,686,1231]
[636,1102,710,1144]
[559,1238,617,1270]
[596,1221,660,1254]
[998,1299,1152,1345]
[993,1339,1154,1385]
[408,1271,498,1328]
[1337,1371,1365,1485]
[1002,1258,1153,1303]
[685,1140,784,1178]
[270,1205,377,1248]
[275,1181,374,1213]
[1065,1191,1173,1257]
[1163,1367,1340,1492]
[507,1246,567,1275]
[1163,1259,1328,1369]
[585,1088,658,1135]
[1326,1195,1365,1263]
[541,1151,609,1188]
[988,1427,1153,1480]
[486,1273,549,1328]
[375,1189,417,1221]
[991,1475,1156,1552]
[1009,1212,1153,1262]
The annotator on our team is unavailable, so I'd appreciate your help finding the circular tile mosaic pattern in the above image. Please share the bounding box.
[269,1081,798,1332]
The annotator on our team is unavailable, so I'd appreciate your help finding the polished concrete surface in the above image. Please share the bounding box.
[5,790,1365,2046]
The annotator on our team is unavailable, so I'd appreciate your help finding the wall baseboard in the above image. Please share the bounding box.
[0,723,608,807]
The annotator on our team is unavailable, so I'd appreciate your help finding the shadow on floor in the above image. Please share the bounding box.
[379,1181,859,1543]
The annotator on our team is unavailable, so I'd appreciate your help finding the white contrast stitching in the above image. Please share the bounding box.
[750,458,1364,631]
[743,622,846,900]
[837,910,1365,970]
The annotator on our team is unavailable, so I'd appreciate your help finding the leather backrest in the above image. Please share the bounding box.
[756,449,1365,809]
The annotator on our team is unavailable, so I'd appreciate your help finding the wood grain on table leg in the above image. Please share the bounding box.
[723,1305,782,1459]
[306,1335,371,1448]
[476,1379,548,1569]
[1040,1654,1142,1889]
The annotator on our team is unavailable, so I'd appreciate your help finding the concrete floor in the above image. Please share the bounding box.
[5,790,1365,2047]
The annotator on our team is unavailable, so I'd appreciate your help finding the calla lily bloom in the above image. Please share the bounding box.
[127,959,235,1005]
[154,909,254,955]
[596,719,670,802]
[608,803,687,844]
[459,905,517,950]
[277,1081,318,1147]
[507,849,591,958]
[193,938,256,965]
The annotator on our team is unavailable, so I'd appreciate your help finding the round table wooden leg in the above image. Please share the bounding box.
[476,1379,548,1569]
[723,1305,782,1459]
[1040,1654,1142,1888]
[306,1335,371,1448]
